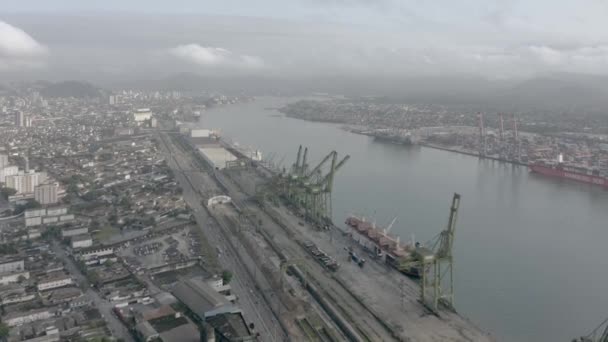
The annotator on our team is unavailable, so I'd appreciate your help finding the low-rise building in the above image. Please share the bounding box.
[78,245,114,261]
[25,216,42,227]
[0,285,36,305]
[2,307,55,327]
[172,277,240,321]
[134,108,152,123]
[46,206,68,217]
[61,226,88,238]
[42,217,58,225]
[37,272,73,291]
[27,229,41,240]
[24,208,46,219]
[70,234,93,249]
[0,258,25,274]
[0,270,29,285]
[40,287,88,307]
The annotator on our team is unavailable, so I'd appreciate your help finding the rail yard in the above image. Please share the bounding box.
[157,127,494,341]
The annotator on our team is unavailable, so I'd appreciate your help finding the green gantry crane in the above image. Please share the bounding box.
[574,317,608,342]
[400,193,460,313]
[280,146,349,227]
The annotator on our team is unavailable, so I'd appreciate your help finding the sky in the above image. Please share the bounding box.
[2,0,608,81]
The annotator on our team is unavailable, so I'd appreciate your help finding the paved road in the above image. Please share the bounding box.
[158,133,285,341]
[52,243,135,342]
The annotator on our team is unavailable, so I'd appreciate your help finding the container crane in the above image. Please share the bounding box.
[399,193,460,313]
[300,147,308,177]
[291,145,303,178]
[280,147,350,227]
[574,317,608,342]
[304,151,350,226]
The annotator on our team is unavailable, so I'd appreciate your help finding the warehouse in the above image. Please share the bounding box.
[198,147,237,170]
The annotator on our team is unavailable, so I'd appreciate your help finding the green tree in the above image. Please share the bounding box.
[221,270,233,284]
[0,187,17,200]
[0,322,9,339]
[13,200,41,215]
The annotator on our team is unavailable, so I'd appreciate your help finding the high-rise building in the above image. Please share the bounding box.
[34,183,59,205]
[109,95,116,105]
[5,171,42,194]
[0,154,8,169]
[0,166,18,184]
[14,111,24,127]
[25,116,32,127]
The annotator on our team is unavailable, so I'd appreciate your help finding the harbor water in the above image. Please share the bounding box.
[200,97,608,342]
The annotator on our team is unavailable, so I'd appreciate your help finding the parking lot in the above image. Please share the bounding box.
[117,226,202,270]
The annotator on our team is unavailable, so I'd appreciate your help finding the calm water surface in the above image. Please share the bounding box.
[200,97,608,342]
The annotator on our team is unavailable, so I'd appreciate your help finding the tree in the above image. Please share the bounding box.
[90,220,100,230]
[13,200,41,215]
[0,187,16,200]
[0,322,9,339]
[221,270,233,284]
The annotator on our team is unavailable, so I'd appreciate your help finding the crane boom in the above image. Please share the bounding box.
[601,323,608,342]
[384,216,398,234]
[301,147,308,176]
[307,151,335,179]
[294,145,303,172]
[320,154,350,190]
[437,193,460,259]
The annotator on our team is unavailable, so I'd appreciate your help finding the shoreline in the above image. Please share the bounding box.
[281,112,531,166]
[343,127,530,167]
[418,142,529,167]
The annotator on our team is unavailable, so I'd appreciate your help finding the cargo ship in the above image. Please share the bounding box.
[529,154,608,188]
[344,216,421,277]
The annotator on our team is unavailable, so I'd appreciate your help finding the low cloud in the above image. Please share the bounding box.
[169,44,264,70]
[0,21,47,70]
[0,21,47,57]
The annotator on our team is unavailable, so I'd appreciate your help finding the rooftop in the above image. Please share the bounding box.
[206,312,254,341]
[171,277,239,319]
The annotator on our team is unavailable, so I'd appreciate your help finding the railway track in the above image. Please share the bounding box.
[221,171,401,341]
[161,132,400,341]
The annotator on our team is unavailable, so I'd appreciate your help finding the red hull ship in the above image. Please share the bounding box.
[344,216,421,277]
[529,163,608,188]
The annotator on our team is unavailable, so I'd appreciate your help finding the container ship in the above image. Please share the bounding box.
[529,154,608,188]
[344,216,421,277]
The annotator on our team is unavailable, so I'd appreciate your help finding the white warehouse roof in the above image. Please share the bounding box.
[198,147,237,170]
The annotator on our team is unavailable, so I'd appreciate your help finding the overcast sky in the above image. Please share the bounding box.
[1,0,608,81]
